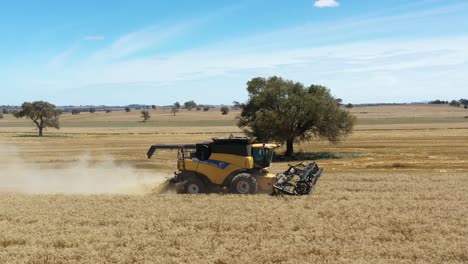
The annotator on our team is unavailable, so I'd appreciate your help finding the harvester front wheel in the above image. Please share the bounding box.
[181,177,206,194]
[230,173,257,194]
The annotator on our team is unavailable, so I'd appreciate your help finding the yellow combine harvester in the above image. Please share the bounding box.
[147,137,322,195]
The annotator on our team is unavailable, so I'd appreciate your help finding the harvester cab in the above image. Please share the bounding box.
[147,137,322,195]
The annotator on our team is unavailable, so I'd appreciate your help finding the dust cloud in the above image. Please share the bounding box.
[0,143,169,194]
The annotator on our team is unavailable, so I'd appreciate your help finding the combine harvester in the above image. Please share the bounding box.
[147,137,322,195]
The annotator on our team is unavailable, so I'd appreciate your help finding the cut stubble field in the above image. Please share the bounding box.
[0,105,467,263]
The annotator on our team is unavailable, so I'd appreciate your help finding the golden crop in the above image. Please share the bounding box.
[0,105,467,263]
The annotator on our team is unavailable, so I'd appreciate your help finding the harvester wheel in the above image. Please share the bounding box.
[230,173,257,194]
[181,177,206,194]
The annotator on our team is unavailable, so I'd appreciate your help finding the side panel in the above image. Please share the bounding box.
[178,159,199,172]
[196,153,254,184]
[256,173,277,192]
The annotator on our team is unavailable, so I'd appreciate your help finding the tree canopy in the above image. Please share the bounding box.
[237,76,356,156]
[184,100,197,111]
[14,101,61,136]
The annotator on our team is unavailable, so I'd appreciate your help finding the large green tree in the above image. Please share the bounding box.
[237,76,356,156]
[14,101,61,136]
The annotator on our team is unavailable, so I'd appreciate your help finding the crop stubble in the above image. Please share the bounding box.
[0,105,467,263]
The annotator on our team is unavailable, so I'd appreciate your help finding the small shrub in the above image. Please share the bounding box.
[141,110,151,122]
[125,107,131,112]
[2,109,8,114]
[71,109,80,115]
[220,106,229,115]
[203,106,210,112]
[464,105,467,109]
[89,108,96,113]
[345,103,354,109]
[0,113,3,119]
[105,109,112,113]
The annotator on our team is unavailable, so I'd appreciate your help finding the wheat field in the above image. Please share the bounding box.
[0,105,467,263]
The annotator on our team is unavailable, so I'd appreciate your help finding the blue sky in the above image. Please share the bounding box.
[1,0,467,105]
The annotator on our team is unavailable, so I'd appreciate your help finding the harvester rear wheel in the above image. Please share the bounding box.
[180,177,206,194]
[230,173,257,194]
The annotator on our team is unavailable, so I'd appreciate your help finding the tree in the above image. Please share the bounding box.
[184,100,197,111]
[196,105,202,111]
[171,102,181,116]
[203,106,210,112]
[171,107,179,116]
[89,108,96,113]
[335,98,343,106]
[220,106,230,115]
[14,101,61,136]
[237,76,356,156]
[125,107,131,112]
[232,101,241,110]
[151,105,157,110]
[141,110,151,122]
[459,98,468,106]
[345,103,354,109]
[449,100,461,107]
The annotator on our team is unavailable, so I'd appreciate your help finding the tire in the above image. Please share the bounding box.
[180,177,206,194]
[230,173,257,194]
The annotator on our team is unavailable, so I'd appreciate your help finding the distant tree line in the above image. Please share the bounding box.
[429,99,468,108]
[429,99,449,104]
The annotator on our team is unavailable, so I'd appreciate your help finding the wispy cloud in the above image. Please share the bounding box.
[84,35,105,41]
[314,0,340,8]
[13,1,468,104]
[86,7,233,63]
[87,24,187,62]
[47,44,80,68]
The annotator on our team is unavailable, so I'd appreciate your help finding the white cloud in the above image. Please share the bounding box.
[314,0,340,8]
[84,35,105,41]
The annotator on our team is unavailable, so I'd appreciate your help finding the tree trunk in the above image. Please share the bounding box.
[285,139,294,156]
[38,127,43,137]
